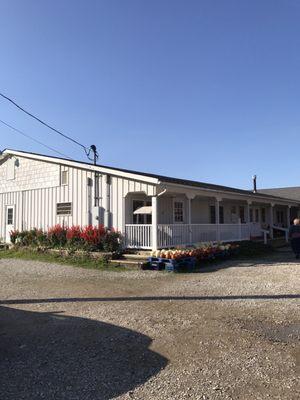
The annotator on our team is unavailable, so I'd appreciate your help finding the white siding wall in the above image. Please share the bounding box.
[0,155,157,241]
[0,156,60,192]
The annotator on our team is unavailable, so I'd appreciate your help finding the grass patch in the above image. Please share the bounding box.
[0,248,128,271]
[232,240,275,259]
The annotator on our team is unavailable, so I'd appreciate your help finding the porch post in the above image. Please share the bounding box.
[152,196,158,251]
[287,206,291,228]
[215,197,221,242]
[269,203,274,239]
[246,201,252,240]
[186,195,193,245]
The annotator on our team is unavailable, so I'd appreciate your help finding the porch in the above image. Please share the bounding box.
[124,190,294,250]
[125,222,254,249]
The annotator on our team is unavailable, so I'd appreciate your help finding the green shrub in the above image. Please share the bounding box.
[102,230,123,253]
[232,240,274,258]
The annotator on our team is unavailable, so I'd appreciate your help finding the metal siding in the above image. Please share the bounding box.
[0,156,158,240]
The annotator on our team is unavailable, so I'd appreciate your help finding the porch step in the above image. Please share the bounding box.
[123,253,150,260]
[110,259,144,268]
[109,252,150,268]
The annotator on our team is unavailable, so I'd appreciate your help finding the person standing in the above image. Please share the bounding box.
[289,218,300,259]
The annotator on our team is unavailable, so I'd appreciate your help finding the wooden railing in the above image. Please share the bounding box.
[271,225,289,242]
[125,223,251,249]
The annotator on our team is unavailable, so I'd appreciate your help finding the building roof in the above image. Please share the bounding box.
[259,187,300,202]
[2,148,299,205]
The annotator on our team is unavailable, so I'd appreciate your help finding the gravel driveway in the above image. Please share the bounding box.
[0,252,299,400]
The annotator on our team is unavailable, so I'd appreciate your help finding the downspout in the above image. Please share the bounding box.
[104,174,111,228]
[157,188,167,197]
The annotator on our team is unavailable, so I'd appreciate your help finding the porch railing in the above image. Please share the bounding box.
[125,223,251,249]
[125,224,152,248]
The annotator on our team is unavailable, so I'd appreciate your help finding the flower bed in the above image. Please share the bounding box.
[10,224,123,254]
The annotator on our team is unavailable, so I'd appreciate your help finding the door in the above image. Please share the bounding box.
[5,206,14,243]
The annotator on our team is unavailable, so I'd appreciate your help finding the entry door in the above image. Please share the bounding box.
[5,206,14,243]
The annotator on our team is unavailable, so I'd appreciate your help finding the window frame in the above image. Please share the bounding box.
[276,210,284,224]
[6,206,14,225]
[239,206,245,223]
[60,169,68,186]
[210,205,224,224]
[261,208,266,223]
[173,199,184,223]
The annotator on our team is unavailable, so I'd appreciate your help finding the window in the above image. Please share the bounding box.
[250,209,253,223]
[255,209,259,222]
[219,206,224,224]
[56,202,72,215]
[210,205,216,224]
[239,206,245,223]
[6,158,15,180]
[276,210,284,224]
[174,201,184,223]
[7,207,14,225]
[133,200,152,224]
[210,206,224,224]
[61,169,68,185]
[261,208,266,223]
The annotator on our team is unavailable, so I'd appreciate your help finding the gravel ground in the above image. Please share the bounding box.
[0,252,299,400]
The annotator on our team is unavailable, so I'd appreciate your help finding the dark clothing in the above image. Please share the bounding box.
[289,225,300,256]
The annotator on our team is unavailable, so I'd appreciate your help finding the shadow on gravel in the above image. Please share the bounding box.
[0,306,167,400]
[195,254,300,273]
[1,294,299,306]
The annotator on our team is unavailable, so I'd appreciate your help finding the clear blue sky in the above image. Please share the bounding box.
[0,0,299,189]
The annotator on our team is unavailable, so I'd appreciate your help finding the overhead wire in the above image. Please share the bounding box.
[0,92,91,158]
[0,118,72,160]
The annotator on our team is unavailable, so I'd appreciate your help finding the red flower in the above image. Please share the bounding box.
[66,225,82,241]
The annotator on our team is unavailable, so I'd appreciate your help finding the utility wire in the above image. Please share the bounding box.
[0,92,89,155]
[0,118,72,160]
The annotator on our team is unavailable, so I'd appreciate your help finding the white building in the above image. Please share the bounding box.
[0,149,299,250]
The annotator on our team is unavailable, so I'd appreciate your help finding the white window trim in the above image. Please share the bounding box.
[60,167,68,186]
[5,204,15,225]
[173,198,184,224]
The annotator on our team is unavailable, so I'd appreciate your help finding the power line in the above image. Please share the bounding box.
[0,118,72,159]
[0,91,89,154]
